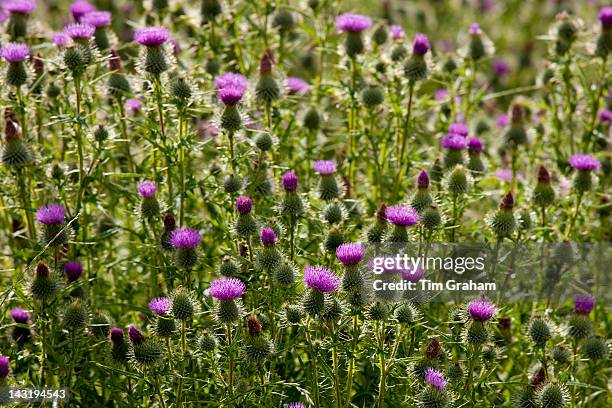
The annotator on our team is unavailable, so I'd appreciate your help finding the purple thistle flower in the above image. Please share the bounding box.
[208,277,246,301]
[236,195,253,215]
[283,404,306,408]
[496,113,509,128]
[169,228,202,249]
[335,13,372,33]
[469,22,482,36]
[336,242,365,266]
[125,98,143,114]
[110,327,124,345]
[425,368,448,390]
[600,7,612,29]
[10,306,30,323]
[35,204,65,225]
[385,205,420,226]
[80,11,111,28]
[468,298,496,321]
[215,72,248,91]
[313,160,337,176]
[133,26,170,47]
[467,137,483,153]
[0,10,8,23]
[52,32,70,47]
[493,59,510,76]
[148,297,171,315]
[70,0,95,21]
[64,261,83,282]
[303,265,340,293]
[218,85,245,105]
[441,134,468,150]
[281,170,298,192]
[0,355,9,378]
[137,180,157,198]
[260,227,277,246]
[1,0,36,15]
[417,169,430,188]
[599,109,612,123]
[0,42,29,62]
[390,24,405,40]
[412,33,430,56]
[434,88,449,101]
[574,294,595,314]
[286,76,309,95]
[448,123,469,137]
[569,154,601,171]
[128,325,145,345]
[400,265,425,282]
[63,22,95,39]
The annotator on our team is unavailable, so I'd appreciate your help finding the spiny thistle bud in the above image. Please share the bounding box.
[10,306,31,344]
[467,137,485,174]
[555,12,577,55]
[551,346,571,365]
[223,174,242,194]
[536,382,568,408]
[324,203,345,225]
[109,327,129,364]
[468,23,487,61]
[324,227,345,253]
[90,313,111,339]
[404,33,430,81]
[361,85,384,108]
[528,318,551,346]
[255,132,273,151]
[201,0,222,22]
[366,301,388,321]
[445,165,470,196]
[395,302,418,325]
[336,13,372,57]
[284,304,302,324]
[169,228,202,269]
[137,180,160,219]
[128,326,163,366]
[366,203,388,243]
[418,384,451,408]
[446,363,463,383]
[36,204,70,247]
[30,262,58,301]
[273,8,295,32]
[463,320,489,345]
[487,191,517,239]
[568,315,593,340]
[63,299,88,331]
[321,297,343,321]
[242,330,273,363]
[274,262,296,285]
[219,256,239,277]
[505,103,528,146]
[582,336,608,361]
[134,26,170,76]
[93,126,108,143]
[4,0,36,39]
[421,204,442,230]
[198,333,217,352]
[171,288,197,321]
[596,8,612,56]
[533,165,555,208]
[205,58,220,75]
[314,160,340,201]
[256,231,282,272]
[256,49,280,103]
[411,170,433,213]
[2,119,33,168]
[303,106,321,130]
[234,196,258,237]
[170,77,193,105]
[160,212,176,251]
[372,23,388,46]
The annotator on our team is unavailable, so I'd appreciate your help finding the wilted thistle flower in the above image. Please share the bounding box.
[0,42,29,87]
[63,299,88,331]
[533,165,555,208]
[467,137,485,174]
[286,77,309,96]
[169,227,202,269]
[366,203,388,243]
[536,382,568,408]
[256,48,280,104]
[2,0,36,39]
[280,170,304,218]
[314,160,340,201]
[2,117,33,168]
[64,260,83,283]
[109,327,129,364]
[335,13,372,57]
[597,7,612,56]
[487,191,517,239]
[0,355,9,380]
[10,306,31,344]
[234,195,257,238]
[568,154,600,193]
[256,227,281,271]
[70,0,96,22]
[528,318,551,347]
[242,315,273,363]
[385,204,419,243]
[555,12,577,56]
[404,33,430,81]
[302,265,340,316]
[80,11,111,50]
[137,180,160,219]
[36,203,70,247]
[411,170,433,213]
[133,26,170,75]
[160,212,176,251]
[209,277,246,323]
[504,103,528,147]
[128,325,163,366]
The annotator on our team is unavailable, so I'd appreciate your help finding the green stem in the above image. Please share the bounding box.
[395,81,415,195]
[345,314,359,407]
[179,112,186,226]
[305,319,321,408]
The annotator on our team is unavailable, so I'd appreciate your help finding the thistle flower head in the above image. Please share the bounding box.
[52,32,70,47]
[313,160,337,175]
[110,327,124,345]
[303,265,340,293]
[0,42,29,62]
[80,11,111,28]
[209,277,246,301]
[259,48,275,74]
[169,228,201,249]
[0,355,9,378]
[148,297,171,315]
[569,154,601,171]
[10,306,30,323]
[281,170,298,192]
[133,26,169,46]
[434,88,449,101]
[218,85,245,105]
[441,134,468,150]
[425,368,448,390]
[235,195,253,214]
[125,98,143,114]
[574,294,595,314]
[467,137,483,152]
[417,169,430,188]
[70,0,95,21]
[286,76,309,95]
[63,23,95,39]
[468,297,496,321]
[390,24,405,40]
[137,180,157,198]
[600,109,612,123]
[215,72,248,91]
[600,7,612,29]
[496,113,509,128]
[260,227,277,246]
[64,261,83,282]
[335,13,372,33]
[385,205,420,226]
[336,242,365,266]
[493,59,510,76]
[35,261,49,278]
[35,204,65,225]
[2,0,36,14]
[128,325,145,345]
[449,123,469,137]
[412,33,430,55]
[469,22,482,36]
[246,315,262,335]
[163,212,176,230]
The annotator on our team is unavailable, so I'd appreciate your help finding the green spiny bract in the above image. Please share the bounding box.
[568,315,593,340]
[6,61,27,87]
[41,222,71,248]
[171,288,197,321]
[170,77,192,103]
[323,227,344,253]
[421,205,442,230]
[323,203,345,224]
[318,175,341,201]
[256,246,282,271]
[443,149,464,169]
[572,170,594,193]
[219,256,240,277]
[404,55,428,81]
[234,214,258,238]
[366,301,388,321]
[581,336,608,361]
[273,262,296,285]
[174,247,199,269]
[221,105,242,132]
[140,197,160,219]
[215,299,242,323]
[302,288,325,317]
[155,316,177,338]
[284,304,302,324]
[223,174,242,194]
[445,165,470,196]
[528,318,551,346]
[463,320,489,345]
[411,189,433,213]
[417,386,450,408]
[255,75,280,104]
[143,46,169,75]
[302,106,321,130]
[198,333,217,352]
[551,346,571,364]
[30,263,58,301]
[1,138,34,168]
[536,381,568,408]
[63,299,89,331]
[131,339,164,366]
[345,31,365,56]
[320,298,343,321]
[394,302,418,325]
[342,267,364,292]
[361,85,384,108]
[90,313,111,339]
[255,132,273,151]
[280,192,304,218]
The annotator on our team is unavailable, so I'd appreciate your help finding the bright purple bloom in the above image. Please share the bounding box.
[64,261,83,282]
[303,265,340,293]
[110,327,124,345]
[215,72,248,91]
[260,227,277,246]
[412,33,430,56]
[569,154,601,171]
[0,356,9,378]
[574,294,595,314]
[400,265,425,282]
[385,205,420,226]
[599,109,612,123]
[10,306,30,323]
[449,123,469,137]
[0,10,8,23]
[0,42,29,62]
[336,242,365,266]
[235,196,253,215]
[390,24,405,40]
[469,22,482,35]
[80,11,111,28]
[434,89,449,101]
[52,32,70,47]
[417,170,430,188]
[496,114,509,128]
[63,22,95,39]
[70,0,95,21]
[425,368,448,390]
[600,7,612,29]
[441,134,468,150]
[493,59,510,76]
[133,26,170,47]
[137,180,157,198]
[286,76,309,95]
[1,0,36,15]
[148,297,171,315]
[468,298,496,321]
[468,137,483,152]
[128,325,145,345]
[208,277,245,301]
[313,160,337,176]
[36,204,65,225]
[281,170,298,192]
[169,228,201,249]
[218,86,245,105]
[335,13,372,33]
[125,98,143,114]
